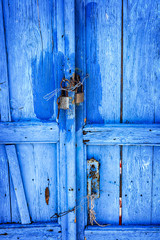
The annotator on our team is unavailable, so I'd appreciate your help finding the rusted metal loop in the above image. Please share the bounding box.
[56,96,61,105]
[60,78,71,89]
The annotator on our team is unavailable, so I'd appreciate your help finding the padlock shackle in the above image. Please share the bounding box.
[60,78,71,90]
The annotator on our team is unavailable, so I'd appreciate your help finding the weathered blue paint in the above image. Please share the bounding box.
[123,0,160,124]
[0,122,59,143]
[83,124,160,145]
[0,0,60,237]
[31,52,55,120]
[5,145,30,224]
[0,0,160,239]
[56,0,67,239]
[85,226,160,240]
[87,146,120,224]
[85,0,121,124]
[64,0,76,239]
[0,223,61,240]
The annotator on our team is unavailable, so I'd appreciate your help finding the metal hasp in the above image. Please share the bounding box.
[87,158,100,198]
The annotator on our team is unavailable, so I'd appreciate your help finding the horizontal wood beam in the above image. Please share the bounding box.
[0,122,59,144]
[83,124,160,145]
[0,223,61,240]
[85,226,160,240]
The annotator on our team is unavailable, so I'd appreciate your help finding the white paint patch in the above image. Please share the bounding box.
[106,13,109,20]
[142,158,150,170]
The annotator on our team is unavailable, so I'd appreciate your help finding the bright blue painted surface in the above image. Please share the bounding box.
[0,0,160,239]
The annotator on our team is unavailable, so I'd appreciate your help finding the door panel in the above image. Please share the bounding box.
[123,0,160,124]
[85,0,121,124]
[2,0,56,121]
[122,146,153,225]
[16,143,57,223]
[122,146,160,225]
[76,0,160,239]
[87,145,120,225]
[0,0,61,238]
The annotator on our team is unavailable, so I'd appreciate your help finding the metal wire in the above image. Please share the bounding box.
[43,74,89,101]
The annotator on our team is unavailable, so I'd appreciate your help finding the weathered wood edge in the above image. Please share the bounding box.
[83,124,160,145]
[0,222,61,229]
[84,124,160,130]
[0,223,61,238]
[0,121,59,143]
[5,146,31,224]
[85,226,160,239]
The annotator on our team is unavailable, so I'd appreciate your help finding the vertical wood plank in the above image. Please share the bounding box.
[0,145,11,223]
[122,0,160,226]
[87,146,120,225]
[56,0,67,239]
[0,0,11,122]
[75,0,86,239]
[5,145,30,224]
[64,0,77,238]
[85,0,121,124]
[122,146,152,224]
[0,0,11,223]
[123,0,160,124]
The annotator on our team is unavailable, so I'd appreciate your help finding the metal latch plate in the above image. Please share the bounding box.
[87,158,100,198]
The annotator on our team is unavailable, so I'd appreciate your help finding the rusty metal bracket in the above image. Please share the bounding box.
[87,158,100,198]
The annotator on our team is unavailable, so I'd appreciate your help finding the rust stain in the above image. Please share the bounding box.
[74,217,76,223]
[83,139,90,144]
[45,187,50,205]
[84,118,87,124]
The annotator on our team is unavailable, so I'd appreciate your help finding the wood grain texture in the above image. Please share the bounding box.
[122,146,152,224]
[0,223,61,240]
[2,0,56,121]
[16,143,57,222]
[0,145,11,223]
[122,0,160,227]
[0,0,11,223]
[64,0,77,239]
[83,124,160,145]
[85,226,160,240]
[0,122,59,144]
[1,0,59,225]
[75,0,86,239]
[87,146,120,225]
[152,147,160,224]
[123,0,160,124]
[0,0,11,122]
[1,0,31,225]
[85,0,121,124]
[5,145,31,224]
[56,0,68,239]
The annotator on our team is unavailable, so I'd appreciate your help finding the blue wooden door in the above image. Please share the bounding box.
[76,0,160,240]
[0,0,69,239]
[0,0,160,240]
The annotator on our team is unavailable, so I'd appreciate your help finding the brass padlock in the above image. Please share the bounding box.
[75,84,84,104]
[57,79,70,111]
